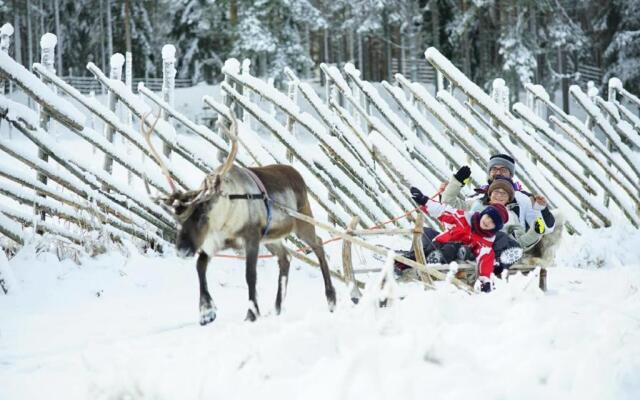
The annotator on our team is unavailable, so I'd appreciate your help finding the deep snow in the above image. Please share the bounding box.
[1,226,640,400]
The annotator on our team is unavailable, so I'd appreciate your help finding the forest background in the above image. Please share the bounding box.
[1,0,639,103]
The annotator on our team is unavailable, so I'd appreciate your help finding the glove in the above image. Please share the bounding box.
[480,281,492,293]
[453,166,471,185]
[534,217,545,234]
[410,186,428,206]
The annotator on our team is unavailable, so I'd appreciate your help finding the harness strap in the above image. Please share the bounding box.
[227,168,273,238]
[229,194,265,200]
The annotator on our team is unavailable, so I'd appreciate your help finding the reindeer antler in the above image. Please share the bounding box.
[216,109,239,179]
[176,109,240,207]
[141,111,178,193]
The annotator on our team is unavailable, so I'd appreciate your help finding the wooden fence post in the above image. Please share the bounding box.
[241,59,252,129]
[285,78,297,163]
[161,44,176,158]
[102,52,124,185]
[88,89,97,155]
[219,60,236,163]
[0,23,13,139]
[0,23,13,95]
[36,33,57,224]
[125,51,134,184]
[605,79,619,208]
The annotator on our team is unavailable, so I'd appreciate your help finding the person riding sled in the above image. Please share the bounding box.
[397,172,525,277]
[409,187,509,293]
[441,154,558,259]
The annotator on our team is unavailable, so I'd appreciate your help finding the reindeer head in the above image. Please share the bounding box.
[143,110,239,257]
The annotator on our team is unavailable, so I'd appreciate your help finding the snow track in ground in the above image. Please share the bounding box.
[1,228,640,400]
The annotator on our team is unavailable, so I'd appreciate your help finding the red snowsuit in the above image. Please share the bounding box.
[420,199,496,278]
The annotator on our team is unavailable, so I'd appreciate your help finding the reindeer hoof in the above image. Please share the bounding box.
[245,309,258,322]
[326,288,337,312]
[327,297,337,313]
[199,306,217,326]
[350,286,362,305]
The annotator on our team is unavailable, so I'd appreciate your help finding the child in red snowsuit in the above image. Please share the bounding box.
[410,187,509,292]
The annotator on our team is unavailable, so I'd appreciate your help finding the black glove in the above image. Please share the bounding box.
[534,217,545,234]
[480,281,492,293]
[410,186,428,206]
[453,166,471,185]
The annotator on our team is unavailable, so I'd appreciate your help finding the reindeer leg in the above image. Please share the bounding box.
[196,252,216,325]
[244,235,261,322]
[296,222,336,312]
[265,242,290,315]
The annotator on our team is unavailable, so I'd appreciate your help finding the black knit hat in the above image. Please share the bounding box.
[488,154,516,177]
[480,203,508,232]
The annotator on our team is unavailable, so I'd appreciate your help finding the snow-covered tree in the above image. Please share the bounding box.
[168,0,229,82]
[232,0,325,83]
[603,0,640,93]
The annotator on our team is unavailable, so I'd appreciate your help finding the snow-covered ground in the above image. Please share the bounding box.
[1,80,640,400]
[1,225,640,400]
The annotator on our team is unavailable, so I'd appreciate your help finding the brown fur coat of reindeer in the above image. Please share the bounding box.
[143,111,336,325]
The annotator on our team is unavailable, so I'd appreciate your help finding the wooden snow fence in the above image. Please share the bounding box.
[0,37,638,293]
[0,51,176,256]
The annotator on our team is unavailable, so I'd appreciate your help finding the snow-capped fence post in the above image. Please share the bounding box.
[490,79,506,131]
[410,94,425,139]
[0,23,13,96]
[0,23,13,139]
[161,44,176,158]
[241,59,252,129]
[125,51,134,184]
[102,52,124,185]
[285,75,297,163]
[326,80,340,225]
[584,82,598,130]
[608,78,618,105]
[218,60,237,163]
[89,89,97,154]
[36,33,57,225]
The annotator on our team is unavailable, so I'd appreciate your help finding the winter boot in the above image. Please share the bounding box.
[499,246,524,266]
[478,276,493,293]
[426,249,446,264]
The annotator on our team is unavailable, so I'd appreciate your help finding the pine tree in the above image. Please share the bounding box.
[168,0,229,82]
[603,0,640,93]
[232,0,325,83]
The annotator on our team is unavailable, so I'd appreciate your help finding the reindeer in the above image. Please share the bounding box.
[143,111,336,325]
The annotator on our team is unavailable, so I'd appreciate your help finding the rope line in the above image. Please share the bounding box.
[211,188,444,260]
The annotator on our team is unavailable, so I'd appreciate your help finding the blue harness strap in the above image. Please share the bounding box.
[263,198,273,237]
